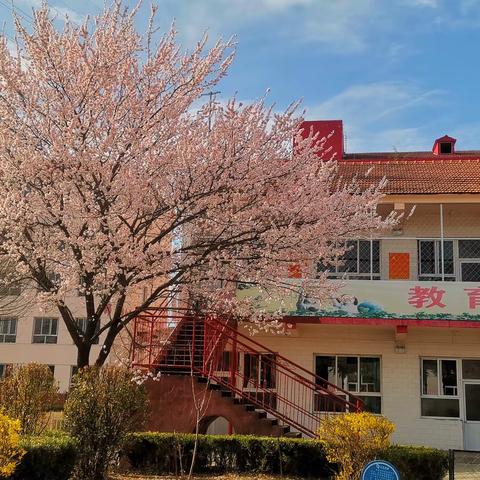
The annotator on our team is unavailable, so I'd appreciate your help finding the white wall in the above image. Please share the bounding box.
[0,294,106,392]
[250,323,480,449]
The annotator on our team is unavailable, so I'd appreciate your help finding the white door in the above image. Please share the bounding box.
[463,381,480,450]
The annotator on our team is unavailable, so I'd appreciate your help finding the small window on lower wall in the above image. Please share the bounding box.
[314,355,382,413]
[420,358,460,418]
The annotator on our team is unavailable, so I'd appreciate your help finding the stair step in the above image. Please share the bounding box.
[284,431,302,438]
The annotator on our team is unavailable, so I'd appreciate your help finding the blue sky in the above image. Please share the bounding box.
[3,0,480,152]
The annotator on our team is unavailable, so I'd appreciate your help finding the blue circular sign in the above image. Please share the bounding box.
[361,460,400,480]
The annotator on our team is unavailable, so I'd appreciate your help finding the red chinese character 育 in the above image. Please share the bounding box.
[408,286,446,309]
[464,288,480,309]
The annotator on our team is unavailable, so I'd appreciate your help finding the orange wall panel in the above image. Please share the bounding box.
[389,252,410,280]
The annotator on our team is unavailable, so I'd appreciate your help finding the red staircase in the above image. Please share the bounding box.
[132,307,363,438]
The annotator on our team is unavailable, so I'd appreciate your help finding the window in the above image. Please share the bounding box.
[459,240,480,281]
[418,239,480,282]
[440,142,452,154]
[319,240,380,280]
[243,353,276,389]
[418,240,455,281]
[421,358,460,418]
[76,317,99,344]
[32,317,58,344]
[463,359,480,380]
[314,355,381,413]
[0,317,17,343]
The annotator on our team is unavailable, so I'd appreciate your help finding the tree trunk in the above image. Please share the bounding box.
[77,343,91,368]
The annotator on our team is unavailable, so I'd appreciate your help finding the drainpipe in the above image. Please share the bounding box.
[440,203,445,281]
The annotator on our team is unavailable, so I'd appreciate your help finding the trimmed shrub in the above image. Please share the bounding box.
[0,363,59,435]
[122,432,449,480]
[0,411,24,478]
[318,412,395,480]
[10,432,76,480]
[122,432,333,477]
[4,431,449,480]
[64,366,148,480]
[382,445,449,480]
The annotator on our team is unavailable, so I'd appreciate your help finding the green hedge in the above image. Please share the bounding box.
[123,432,449,480]
[382,445,449,480]
[10,432,76,480]
[6,431,449,480]
[123,432,334,477]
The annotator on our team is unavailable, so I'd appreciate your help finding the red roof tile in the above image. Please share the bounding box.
[338,151,480,195]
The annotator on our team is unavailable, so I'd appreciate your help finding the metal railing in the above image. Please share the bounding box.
[132,307,363,438]
[449,450,480,480]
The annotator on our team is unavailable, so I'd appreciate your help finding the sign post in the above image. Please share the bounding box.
[361,460,400,480]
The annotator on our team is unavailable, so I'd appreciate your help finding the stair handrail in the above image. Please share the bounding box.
[203,316,363,406]
[201,316,363,437]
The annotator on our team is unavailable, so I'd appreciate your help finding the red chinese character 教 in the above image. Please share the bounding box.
[408,286,446,309]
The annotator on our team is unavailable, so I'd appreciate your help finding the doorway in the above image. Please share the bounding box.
[464,381,480,450]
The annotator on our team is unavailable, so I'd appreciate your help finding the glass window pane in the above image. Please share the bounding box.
[421,398,459,417]
[419,241,435,274]
[358,241,371,273]
[422,359,438,395]
[463,360,480,380]
[315,356,336,388]
[338,242,358,273]
[459,240,480,259]
[358,395,381,414]
[41,319,50,335]
[337,356,358,391]
[360,357,380,393]
[442,241,454,275]
[34,318,42,335]
[372,241,380,273]
[461,263,480,282]
[50,319,58,335]
[32,335,44,344]
[243,353,259,388]
[441,360,458,396]
[260,354,276,388]
[465,384,480,421]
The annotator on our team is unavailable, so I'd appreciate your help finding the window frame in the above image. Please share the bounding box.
[75,317,100,345]
[32,317,59,344]
[417,239,455,281]
[242,352,277,389]
[0,316,17,343]
[417,238,480,282]
[420,357,461,419]
[313,354,382,413]
[323,240,381,280]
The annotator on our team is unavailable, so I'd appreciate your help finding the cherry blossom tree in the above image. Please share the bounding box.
[0,3,396,367]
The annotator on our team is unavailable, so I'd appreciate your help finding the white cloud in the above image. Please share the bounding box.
[305,81,445,152]
[401,0,439,7]
[158,0,384,53]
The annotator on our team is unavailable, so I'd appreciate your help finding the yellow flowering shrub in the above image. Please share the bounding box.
[317,412,395,480]
[0,410,25,478]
